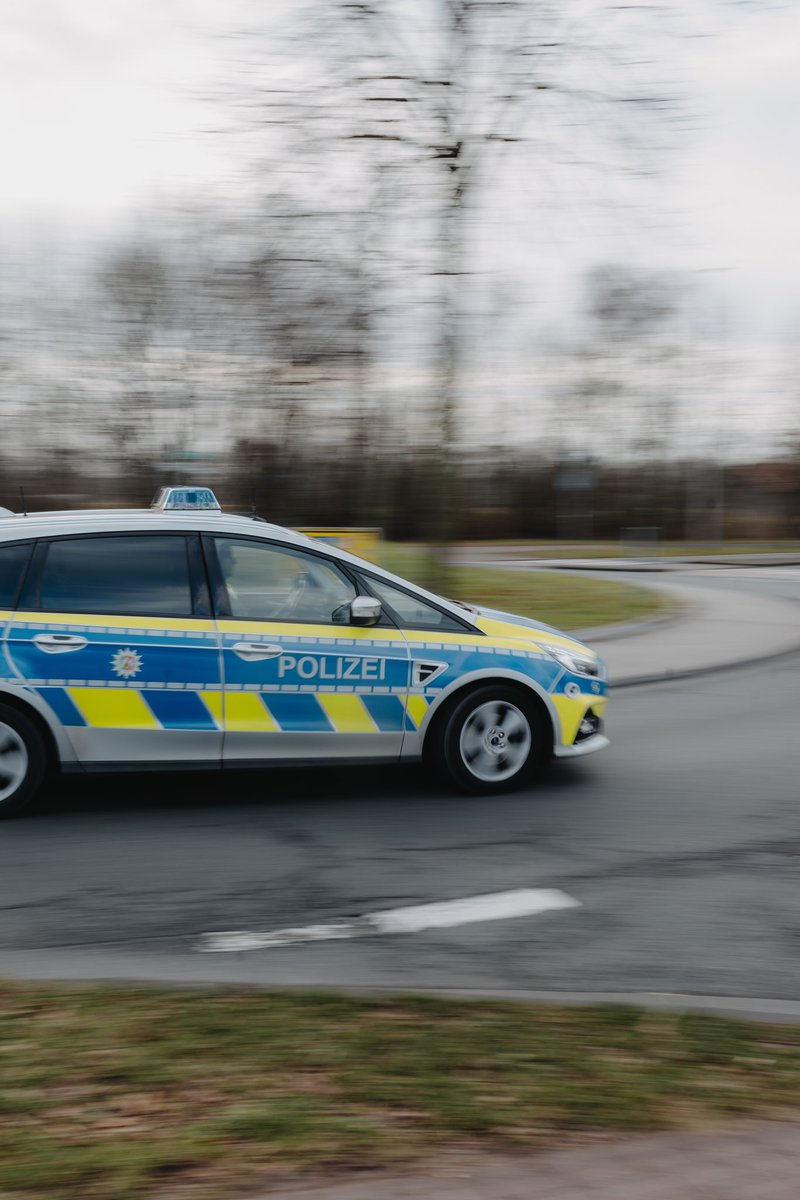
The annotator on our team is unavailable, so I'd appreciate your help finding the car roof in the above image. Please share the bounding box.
[0,509,310,545]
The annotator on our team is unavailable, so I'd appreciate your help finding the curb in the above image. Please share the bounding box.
[611,640,800,689]
[682,557,800,567]
[456,554,800,571]
[352,986,800,1024]
[17,975,800,1024]
[545,560,800,572]
[457,557,676,574]
[527,562,675,573]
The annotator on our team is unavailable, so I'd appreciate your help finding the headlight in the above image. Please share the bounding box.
[544,644,604,679]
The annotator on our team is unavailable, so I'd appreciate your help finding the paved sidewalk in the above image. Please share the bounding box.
[586,576,800,686]
[267,1122,800,1199]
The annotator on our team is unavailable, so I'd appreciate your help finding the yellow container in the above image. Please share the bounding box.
[297,527,382,565]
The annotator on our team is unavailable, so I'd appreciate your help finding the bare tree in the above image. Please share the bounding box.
[550,263,705,539]
[222,0,671,579]
[96,243,169,482]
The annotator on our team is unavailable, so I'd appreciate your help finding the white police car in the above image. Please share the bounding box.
[0,488,607,816]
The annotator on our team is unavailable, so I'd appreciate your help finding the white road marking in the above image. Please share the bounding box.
[199,888,580,953]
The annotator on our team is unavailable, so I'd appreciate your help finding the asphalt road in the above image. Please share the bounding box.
[1,569,799,1013]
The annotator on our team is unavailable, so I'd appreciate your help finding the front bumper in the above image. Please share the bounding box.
[553,732,610,758]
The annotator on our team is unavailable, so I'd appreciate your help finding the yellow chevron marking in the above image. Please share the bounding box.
[550,693,604,747]
[317,693,378,733]
[13,612,216,633]
[476,616,589,653]
[406,695,429,729]
[223,692,279,732]
[199,691,224,728]
[68,687,160,729]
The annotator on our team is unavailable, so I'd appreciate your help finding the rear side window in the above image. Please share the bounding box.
[33,535,194,617]
[0,542,32,608]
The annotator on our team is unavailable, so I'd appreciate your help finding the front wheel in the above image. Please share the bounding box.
[0,704,48,818]
[428,685,550,795]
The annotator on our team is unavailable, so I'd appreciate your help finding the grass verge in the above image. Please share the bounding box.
[2,984,800,1199]
[381,544,666,630]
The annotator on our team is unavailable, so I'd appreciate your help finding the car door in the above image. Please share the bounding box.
[205,534,411,762]
[4,532,223,765]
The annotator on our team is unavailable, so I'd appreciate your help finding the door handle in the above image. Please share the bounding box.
[33,634,89,654]
[232,642,284,662]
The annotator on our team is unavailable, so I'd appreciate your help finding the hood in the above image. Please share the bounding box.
[469,603,595,654]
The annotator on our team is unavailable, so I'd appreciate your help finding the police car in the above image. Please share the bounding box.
[0,488,607,816]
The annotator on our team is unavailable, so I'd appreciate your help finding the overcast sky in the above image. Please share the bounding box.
[1,0,798,354]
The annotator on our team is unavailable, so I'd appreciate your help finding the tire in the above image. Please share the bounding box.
[428,685,550,795]
[0,703,48,818]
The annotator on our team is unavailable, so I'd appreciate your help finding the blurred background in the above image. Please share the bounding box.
[4,12,800,1196]
[1,0,798,549]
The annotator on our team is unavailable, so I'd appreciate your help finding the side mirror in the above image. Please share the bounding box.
[350,595,382,626]
[333,595,382,626]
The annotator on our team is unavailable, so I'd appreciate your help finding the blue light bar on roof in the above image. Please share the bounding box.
[151,487,221,512]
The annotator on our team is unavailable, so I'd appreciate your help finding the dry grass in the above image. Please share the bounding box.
[1,984,800,1199]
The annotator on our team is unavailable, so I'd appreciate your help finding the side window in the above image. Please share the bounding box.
[34,536,194,617]
[364,575,468,632]
[213,537,357,624]
[0,542,32,608]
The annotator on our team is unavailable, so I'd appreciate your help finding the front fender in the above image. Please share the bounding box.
[403,667,562,759]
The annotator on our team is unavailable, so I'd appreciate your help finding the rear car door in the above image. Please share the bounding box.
[205,534,411,762]
[5,532,223,766]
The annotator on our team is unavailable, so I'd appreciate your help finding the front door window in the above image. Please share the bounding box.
[215,537,357,624]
